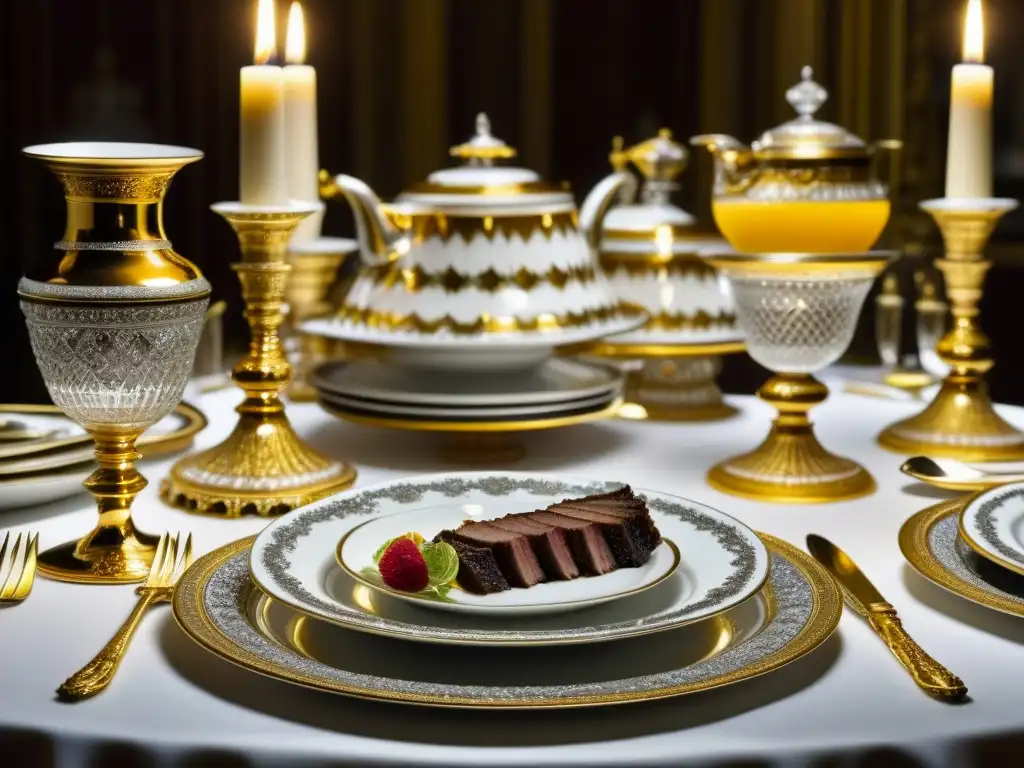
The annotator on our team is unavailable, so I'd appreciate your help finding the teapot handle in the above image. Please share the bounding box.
[318,170,409,267]
[579,171,637,251]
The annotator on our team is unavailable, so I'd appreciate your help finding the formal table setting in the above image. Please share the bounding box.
[6,0,1024,765]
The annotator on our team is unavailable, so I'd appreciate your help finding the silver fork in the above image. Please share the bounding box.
[0,532,38,604]
[58,532,193,700]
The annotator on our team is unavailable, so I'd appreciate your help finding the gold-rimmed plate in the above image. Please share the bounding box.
[958,483,1024,578]
[174,533,839,709]
[900,497,1024,618]
[248,472,771,646]
[336,507,681,617]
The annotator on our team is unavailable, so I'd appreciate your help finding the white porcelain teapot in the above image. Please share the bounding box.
[312,114,644,370]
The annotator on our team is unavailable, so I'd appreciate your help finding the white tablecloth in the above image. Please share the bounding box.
[3,381,1024,767]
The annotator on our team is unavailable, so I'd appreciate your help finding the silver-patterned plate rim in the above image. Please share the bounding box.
[248,471,771,646]
[900,497,1024,617]
[174,533,840,708]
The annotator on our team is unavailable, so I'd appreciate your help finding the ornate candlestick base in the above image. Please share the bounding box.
[286,237,357,402]
[162,204,357,517]
[707,374,874,503]
[878,199,1024,460]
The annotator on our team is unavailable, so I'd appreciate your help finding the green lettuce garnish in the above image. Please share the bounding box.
[420,541,460,587]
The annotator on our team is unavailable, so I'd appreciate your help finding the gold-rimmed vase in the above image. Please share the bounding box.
[161,202,357,517]
[18,141,210,584]
[878,198,1024,460]
[704,251,896,503]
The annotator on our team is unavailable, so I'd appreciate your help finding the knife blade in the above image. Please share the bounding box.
[806,534,967,701]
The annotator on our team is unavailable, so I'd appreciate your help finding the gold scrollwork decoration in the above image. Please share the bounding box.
[55,171,176,202]
[360,263,597,293]
[382,209,579,245]
[336,303,631,335]
[599,253,718,279]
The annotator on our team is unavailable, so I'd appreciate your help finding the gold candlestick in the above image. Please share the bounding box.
[878,198,1024,460]
[162,203,357,516]
[285,237,357,402]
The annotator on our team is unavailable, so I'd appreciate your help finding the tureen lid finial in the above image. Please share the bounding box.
[449,113,517,163]
[786,65,828,120]
[623,129,688,183]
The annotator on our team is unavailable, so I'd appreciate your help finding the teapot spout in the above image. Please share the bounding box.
[319,170,409,265]
[579,171,638,250]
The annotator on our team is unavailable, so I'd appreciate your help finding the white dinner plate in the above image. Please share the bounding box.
[959,482,1024,577]
[249,472,770,646]
[317,389,618,420]
[311,358,622,407]
[337,506,680,616]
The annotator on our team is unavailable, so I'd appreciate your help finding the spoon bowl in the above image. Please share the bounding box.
[900,456,1024,492]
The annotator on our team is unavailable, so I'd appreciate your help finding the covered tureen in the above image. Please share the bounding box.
[590,130,744,421]
[691,67,900,254]
[309,114,643,370]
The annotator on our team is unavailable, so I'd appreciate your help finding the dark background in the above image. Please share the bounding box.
[4,0,1024,404]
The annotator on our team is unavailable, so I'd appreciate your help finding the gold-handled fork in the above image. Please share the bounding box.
[58,532,193,700]
[0,531,39,604]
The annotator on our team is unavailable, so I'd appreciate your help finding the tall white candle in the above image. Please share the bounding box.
[240,0,287,205]
[284,1,322,241]
[945,0,993,198]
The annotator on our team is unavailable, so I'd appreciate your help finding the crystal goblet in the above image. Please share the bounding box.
[18,142,210,583]
[703,251,896,503]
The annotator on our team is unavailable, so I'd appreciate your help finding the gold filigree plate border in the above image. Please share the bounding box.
[0,401,206,460]
[899,497,1024,617]
[172,533,840,708]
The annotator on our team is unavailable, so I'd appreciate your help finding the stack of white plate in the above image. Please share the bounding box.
[311,358,624,427]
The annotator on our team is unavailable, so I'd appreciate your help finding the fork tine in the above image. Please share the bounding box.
[0,532,10,588]
[158,534,179,588]
[144,534,170,589]
[0,534,23,602]
[12,533,37,602]
[178,533,194,577]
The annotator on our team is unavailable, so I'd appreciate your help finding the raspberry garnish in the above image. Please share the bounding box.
[378,538,429,592]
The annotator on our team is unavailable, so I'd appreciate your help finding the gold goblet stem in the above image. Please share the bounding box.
[162,204,357,517]
[38,429,160,583]
[878,199,1023,459]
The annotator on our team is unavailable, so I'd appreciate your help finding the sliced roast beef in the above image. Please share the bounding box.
[490,515,579,581]
[433,531,510,594]
[452,522,546,587]
[525,510,616,575]
[549,503,654,567]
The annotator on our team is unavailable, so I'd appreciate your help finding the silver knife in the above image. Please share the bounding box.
[806,534,967,701]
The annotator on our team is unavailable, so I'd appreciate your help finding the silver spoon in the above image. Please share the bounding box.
[901,456,1024,492]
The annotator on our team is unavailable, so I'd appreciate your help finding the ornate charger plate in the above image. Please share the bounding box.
[900,497,1024,617]
[959,483,1024,577]
[248,472,771,646]
[175,533,838,708]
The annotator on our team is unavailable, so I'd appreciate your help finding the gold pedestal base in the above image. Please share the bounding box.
[877,375,1024,460]
[38,524,159,584]
[162,405,356,517]
[620,356,737,423]
[708,374,875,504]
